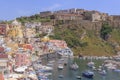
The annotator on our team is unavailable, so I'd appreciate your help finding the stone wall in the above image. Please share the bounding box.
[55,20,120,31]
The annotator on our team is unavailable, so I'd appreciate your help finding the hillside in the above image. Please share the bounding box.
[50,22,120,56]
[15,8,120,56]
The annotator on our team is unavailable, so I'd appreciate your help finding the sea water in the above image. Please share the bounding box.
[41,57,120,80]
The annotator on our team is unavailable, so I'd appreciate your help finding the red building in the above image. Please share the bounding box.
[15,53,31,67]
[0,24,7,35]
[0,47,4,53]
[18,44,33,51]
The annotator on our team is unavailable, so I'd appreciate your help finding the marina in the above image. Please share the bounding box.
[34,56,120,80]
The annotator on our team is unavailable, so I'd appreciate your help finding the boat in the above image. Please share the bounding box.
[64,62,67,66]
[82,70,94,78]
[56,48,73,57]
[87,57,95,68]
[87,61,95,68]
[76,76,81,79]
[47,63,54,67]
[49,60,55,63]
[114,69,120,72]
[99,70,107,76]
[58,64,64,70]
[58,75,64,78]
[70,62,79,70]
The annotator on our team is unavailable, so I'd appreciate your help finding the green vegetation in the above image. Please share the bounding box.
[50,23,116,56]
[16,14,50,24]
[100,23,112,40]
[81,30,115,56]
[110,29,120,44]
[50,25,87,48]
[16,14,120,56]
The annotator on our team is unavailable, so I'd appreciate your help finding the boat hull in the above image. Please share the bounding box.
[82,73,93,78]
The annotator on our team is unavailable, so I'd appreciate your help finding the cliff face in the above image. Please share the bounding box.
[54,20,120,31]
[50,20,120,56]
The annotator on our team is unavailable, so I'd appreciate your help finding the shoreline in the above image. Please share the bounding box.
[74,55,120,60]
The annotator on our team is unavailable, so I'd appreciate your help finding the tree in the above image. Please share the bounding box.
[100,23,112,40]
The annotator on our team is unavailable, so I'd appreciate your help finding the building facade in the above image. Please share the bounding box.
[15,53,31,67]
[0,24,7,36]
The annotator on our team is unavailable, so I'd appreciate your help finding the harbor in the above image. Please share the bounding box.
[32,55,120,80]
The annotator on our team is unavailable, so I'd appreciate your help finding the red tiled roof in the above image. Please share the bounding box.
[0,54,8,58]
[23,44,33,51]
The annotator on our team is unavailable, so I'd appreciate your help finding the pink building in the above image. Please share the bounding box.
[0,72,4,80]
[0,54,9,75]
[0,54,8,68]
[0,47,4,53]
[49,40,68,48]
[15,53,31,67]
[0,24,7,35]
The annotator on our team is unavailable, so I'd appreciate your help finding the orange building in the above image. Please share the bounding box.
[23,44,33,51]
[18,44,33,51]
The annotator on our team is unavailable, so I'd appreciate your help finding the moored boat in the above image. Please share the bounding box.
[87,61,95,68]
[58,64,64,70]
[70,62,79,70]
[82,70,94,78]
[99,70,107,76]
[114,69,120,72]
[76,75,81,79]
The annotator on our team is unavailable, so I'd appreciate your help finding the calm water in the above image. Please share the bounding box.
[41,57,120,80]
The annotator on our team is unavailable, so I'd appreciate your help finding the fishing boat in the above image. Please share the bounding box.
[70,62,79,70]
[82,70,94,78]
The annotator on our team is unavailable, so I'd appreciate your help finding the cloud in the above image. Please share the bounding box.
[42,4,61,11]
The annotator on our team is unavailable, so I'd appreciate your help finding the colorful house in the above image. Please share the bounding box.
[15,53,31,67]
[0,24,7,36]
[0,47,4,53]
[0,54,8,72]
[0,72,4,80]
[49,40,68,49]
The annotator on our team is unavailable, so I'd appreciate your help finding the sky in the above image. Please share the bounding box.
[0,0,120,20]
